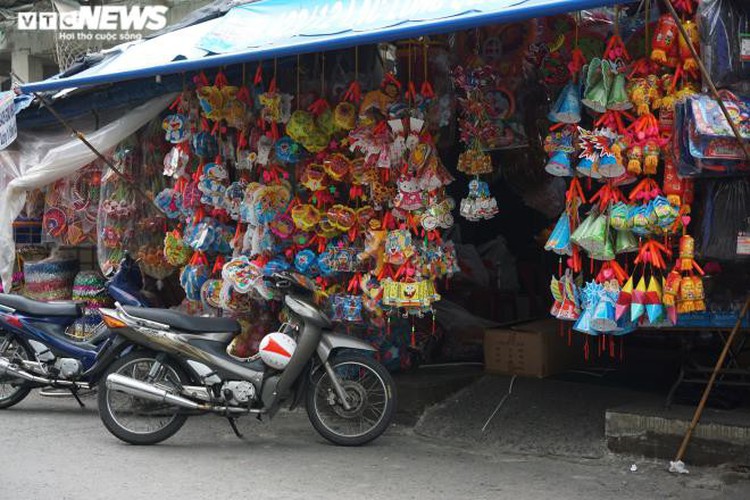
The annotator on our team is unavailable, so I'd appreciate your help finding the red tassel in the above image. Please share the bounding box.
[307,98,329,116]
[194,206,205,223]
[383,73,402,89]
[193,72,209,87]
[343,80,362,103]
[212,255,225,276]
[236,86,252,105]
[237,130,248,150]
[253,63,263,86]
[168,94,182,110]
[214,71,228,88]
[584,337,590,361]
[420,81,435,99]
[233,223,244,246]
[406,81,418,104]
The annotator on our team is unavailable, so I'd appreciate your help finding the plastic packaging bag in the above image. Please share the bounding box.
[699,0,750,91]
[133,119,175,282]
[97,141,140,276]
[42,161,102,246]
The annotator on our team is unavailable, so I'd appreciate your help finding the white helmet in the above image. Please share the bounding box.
[258,332,297,370]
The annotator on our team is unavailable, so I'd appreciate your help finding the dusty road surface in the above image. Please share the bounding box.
[0,392,747,500]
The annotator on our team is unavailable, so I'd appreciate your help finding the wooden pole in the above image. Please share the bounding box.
[673,296,750,464]
[663,0,750,161]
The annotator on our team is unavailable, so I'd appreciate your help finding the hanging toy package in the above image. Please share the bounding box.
[43,162,102,247]
[136,119,176,284]
[97,141,141,276]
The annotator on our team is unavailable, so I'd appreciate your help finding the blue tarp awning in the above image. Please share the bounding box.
[21,0,626,94]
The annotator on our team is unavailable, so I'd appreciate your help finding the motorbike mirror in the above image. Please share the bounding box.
[275,279,291,289]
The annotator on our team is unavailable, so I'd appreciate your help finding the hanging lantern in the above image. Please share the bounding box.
[651,15,679,64]
[548,81,582,124]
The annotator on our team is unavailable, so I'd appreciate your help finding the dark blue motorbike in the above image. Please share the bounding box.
[0,255,148,409]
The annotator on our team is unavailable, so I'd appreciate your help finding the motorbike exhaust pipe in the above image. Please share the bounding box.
[0,357,52,385]
[106,374,206,410]
[106,374,250,414]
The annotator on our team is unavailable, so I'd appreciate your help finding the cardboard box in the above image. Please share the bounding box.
[484,319,578,378]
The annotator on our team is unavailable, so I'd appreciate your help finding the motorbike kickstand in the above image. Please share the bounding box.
[227,417,244,439]
[69,388,85,408]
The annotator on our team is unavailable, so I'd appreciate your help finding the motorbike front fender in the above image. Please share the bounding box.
[316,331,376,364]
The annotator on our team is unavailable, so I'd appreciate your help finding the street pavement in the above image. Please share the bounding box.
[0,392,748,500]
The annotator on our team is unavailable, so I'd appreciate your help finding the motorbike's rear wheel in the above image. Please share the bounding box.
[307,354,396,446]
[0,332,32,409]
[98,351,189,445]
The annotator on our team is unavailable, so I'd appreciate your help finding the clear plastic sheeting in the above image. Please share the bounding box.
[0,94,175,292]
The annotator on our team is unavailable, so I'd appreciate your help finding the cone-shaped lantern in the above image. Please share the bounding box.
[548,81,581,124]
[607,72,633,111]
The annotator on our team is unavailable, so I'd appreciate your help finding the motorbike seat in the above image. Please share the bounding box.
[122,307,240,334]
[0,294,82,318]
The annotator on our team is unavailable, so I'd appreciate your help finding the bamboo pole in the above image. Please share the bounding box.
[663,0,750,161]
[672,296,750,465]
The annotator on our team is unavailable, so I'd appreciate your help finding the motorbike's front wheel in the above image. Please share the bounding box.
[98,351,189,445]
[307,354,396,446]
[0,331,32,409]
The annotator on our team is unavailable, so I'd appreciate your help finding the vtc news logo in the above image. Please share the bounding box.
[17,5,168,31]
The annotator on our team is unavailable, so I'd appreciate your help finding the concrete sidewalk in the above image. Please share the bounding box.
[414,373,750,467]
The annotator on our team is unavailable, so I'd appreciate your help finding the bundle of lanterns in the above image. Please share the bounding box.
[543,3,704,359]
[151,55,458,359]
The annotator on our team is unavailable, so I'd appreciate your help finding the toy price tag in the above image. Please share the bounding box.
[742,33,750,62]
[737,232,750,255]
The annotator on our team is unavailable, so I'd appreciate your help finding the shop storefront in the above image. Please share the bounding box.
[1,0,748,373]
